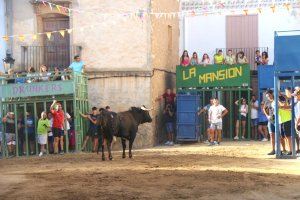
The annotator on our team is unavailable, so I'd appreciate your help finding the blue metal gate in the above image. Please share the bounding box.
[176,94,201,142]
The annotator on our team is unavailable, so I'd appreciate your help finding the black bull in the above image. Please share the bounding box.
[97,107,152,160]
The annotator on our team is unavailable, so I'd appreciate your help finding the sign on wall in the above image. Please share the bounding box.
[0,81,74,98]
[176,64,250,88]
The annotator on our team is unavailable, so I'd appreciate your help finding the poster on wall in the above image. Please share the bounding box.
[176,64,250,88]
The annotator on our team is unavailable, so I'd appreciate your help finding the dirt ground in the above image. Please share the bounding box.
[1,141,300,200]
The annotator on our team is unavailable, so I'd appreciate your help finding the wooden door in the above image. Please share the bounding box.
[43,17,70,70]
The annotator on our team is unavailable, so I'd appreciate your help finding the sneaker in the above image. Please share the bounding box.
[59,151,64,155]
[169,141,174,146]
[267,150,275,155]
[213,141,218,145]
[261,138,268,142]
[286,151,292,156]
[208,142,214,146]
[241,136,245,140]
[296,150,300,154]
[204,140,209,144]
[30,151,34,155]
[165,141,170,145]
[234,136,239,140]
[39,152,43,157]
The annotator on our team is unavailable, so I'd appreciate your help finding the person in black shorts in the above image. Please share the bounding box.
[258,101,269,141]
[234,98,249,140]
[80,107,98,152]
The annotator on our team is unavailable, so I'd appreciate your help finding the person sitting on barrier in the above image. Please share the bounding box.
[37,111,50,157]
[164,104,175,146]
[68,55,85,73]
[250,95,259,140]
[236,51,248,64]
[261,51,269,65]
[255,50,262,66]
[50,100,65,155]
[201,53,210,66]
[264,90,276,155]
[234,98,248,140]
[52,67,62,81]
[39,65,51,82]
[47,112,54,154]
[80,107,99,152]
[2,112,16,157]
[214,49,224,65]
[156,88,176,108]
[6,69,15,84]
[208,99,228,146]
[198,98,214,143]
[180,50,190,67]
[26,112,36,155]
[190,52,199,66]
[224,49,236,65]
[26,67,37,83]
[258,102,269,142]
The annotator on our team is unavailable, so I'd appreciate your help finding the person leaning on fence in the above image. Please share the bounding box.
[68,55,85,74]
[236,51,248,64]
[164,104,175,146]
[224,49,236,65]
[291,88,300,154]
[39,65,51,82]
[52,67,62,81]
[156,88,176,108]
[2,112,16,157]
[201,53,210,66]
[234,98,248,140]
[50,100,65,155]
[37,111,50,157]
[255,50,262,66]
[208,99,228,146]
[180,50,190,67]
[214,50,224,65]
[197,98,214,143]
[190,52,199,66]
[6,69,15,84]
[258,101,269,142]
[80,107,99,152]
[261,51,269,65]
[26,67,37,83]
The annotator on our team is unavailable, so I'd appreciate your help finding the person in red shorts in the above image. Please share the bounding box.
[50,100,65,154]
[156,88,176,108]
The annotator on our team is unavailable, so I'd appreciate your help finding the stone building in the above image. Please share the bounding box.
[4,0,180,148]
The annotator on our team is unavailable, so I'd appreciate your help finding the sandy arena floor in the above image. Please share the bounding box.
[0,141,300,200]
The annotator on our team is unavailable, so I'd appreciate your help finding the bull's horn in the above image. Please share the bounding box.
[141,105,152,111]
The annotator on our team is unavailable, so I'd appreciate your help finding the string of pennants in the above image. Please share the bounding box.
[1,0,299,42]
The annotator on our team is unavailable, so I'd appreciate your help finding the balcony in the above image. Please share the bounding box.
[21,45,82,72]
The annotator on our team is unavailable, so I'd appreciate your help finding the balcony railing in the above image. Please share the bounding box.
[21,45,82,72]
[216,47,268,71]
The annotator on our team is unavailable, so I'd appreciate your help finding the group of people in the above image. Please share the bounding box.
[4,55,85,84]
[180,49,269,66]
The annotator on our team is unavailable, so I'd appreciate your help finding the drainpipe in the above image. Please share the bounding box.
[5,0,13,56]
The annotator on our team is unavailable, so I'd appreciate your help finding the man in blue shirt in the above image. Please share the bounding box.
[69,55,85,73]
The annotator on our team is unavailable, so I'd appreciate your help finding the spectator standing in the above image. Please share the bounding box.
[17,114,26,155]
[278,96,292,155]
[26,112,35,155]
[250,95,259,140]
[50,100,65,154]
[214,50,224,64]
[37,111,50,157]
[201,53,210,66]
[198,98,214,143]
[47,112,54,154]
[255,50,262,66]
[190,52,199,66]
[261,51,269,65]
[293,89,300,154]
[208,99,228,145]
[258,102,269,142]
[61,111,71,152]
[180,50,190,67]
[156,88,176,108]
[234,98,248,140]
[224,49,236,65]
[69,55,85,73]
[164,104,175,146]
[80,107,98,152]
[2,112,16,157]
[236,51,248,64]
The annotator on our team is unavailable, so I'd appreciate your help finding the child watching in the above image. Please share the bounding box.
[37,111,50,157]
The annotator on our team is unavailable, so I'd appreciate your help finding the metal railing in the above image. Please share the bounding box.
[21,45,82,72]
[216,47,269,70]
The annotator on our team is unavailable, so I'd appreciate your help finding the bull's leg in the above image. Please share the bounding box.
[107,139,113,161]
[129,134,136,159]
[121,138,126,158]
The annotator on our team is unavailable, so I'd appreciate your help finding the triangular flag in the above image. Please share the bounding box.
[42,1,46,6]
[59,30,65,37]
[56,5,61,12]
[46,32,52,40]
[67,29,73,34]
[18,35,25,42]
[32,34,37,40]
[284,3,290,11]
[48,2,53,10]
[243,9,248,15]
[271,5,276,13]
[257,8,262,14]
[2,36,9,41]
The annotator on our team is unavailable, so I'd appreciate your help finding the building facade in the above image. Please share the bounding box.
[6,0,179,148]
[0,0,6,71]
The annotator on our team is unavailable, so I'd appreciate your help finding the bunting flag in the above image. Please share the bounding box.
[48,2,53,10]
[32,34,37,40]
[2,36,9,41]
[257,8,262,13]
[18,35,25,42]
[67,29,73,34]
[243,9,248,15]
[46,32,52,40]
[56,5,61,12]
[271,5,276,13]
[59,30,65,37]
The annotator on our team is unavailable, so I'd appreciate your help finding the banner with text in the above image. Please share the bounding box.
[0,81,74,98]
[176,64,250,88]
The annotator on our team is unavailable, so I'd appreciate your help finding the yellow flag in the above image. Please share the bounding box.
[32,34,37,40]
[56,5,61,12]
[67,29,73,34]
[257,8,262,14]
[18,35,25,42]
[59,30,65,37]
[243,10,248,15]
[271,5,276,13]
[2,36,9,41]
[46,32,52,40]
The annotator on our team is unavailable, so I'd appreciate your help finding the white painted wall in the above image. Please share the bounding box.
[182,15,226,61]
[181,8,300,64]
[0,0,6,72]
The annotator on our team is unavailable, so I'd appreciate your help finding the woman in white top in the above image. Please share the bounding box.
[201,53,210,66]
[39,65,51,82]
[234,98,248,140]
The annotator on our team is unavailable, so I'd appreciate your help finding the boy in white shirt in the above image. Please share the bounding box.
[208,99,228,145]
